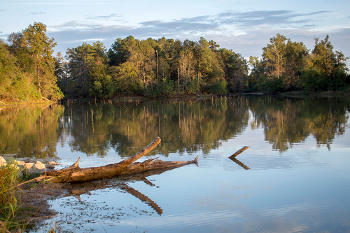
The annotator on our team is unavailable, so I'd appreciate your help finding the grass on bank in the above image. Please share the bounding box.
[0,160,49,232]
[0,160,23,232]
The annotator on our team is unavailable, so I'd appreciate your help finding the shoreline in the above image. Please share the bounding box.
[2,90,350,107]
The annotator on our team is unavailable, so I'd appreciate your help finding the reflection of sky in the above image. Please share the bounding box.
[46,110,350,233]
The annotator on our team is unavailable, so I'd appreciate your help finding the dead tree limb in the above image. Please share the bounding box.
[44,137,198,183]
[229,146,249,159]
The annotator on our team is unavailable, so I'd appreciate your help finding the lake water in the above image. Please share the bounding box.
[1,95,350,233]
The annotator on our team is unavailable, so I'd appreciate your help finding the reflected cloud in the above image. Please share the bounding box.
[29,11,46,15]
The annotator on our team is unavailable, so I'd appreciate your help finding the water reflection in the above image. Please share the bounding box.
[59,96,348,157]
[248,96,349,152]
[1,96,349,159]
[58,97,249,158]
[0,104,64,158]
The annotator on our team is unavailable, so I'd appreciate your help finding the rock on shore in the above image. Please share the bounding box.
[0,156,59,176]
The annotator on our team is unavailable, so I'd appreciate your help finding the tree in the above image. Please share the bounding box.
[283,40,308,90]
[262,34,287,79]
[301,35,348,91]
[219,48,248,92]
[112,62,143,93]
[66,43,95,97]
[248,56,266,92]
[9,22,63,100]
[65,41,113,98]
[0,39,20,100]
[108,36,139,67]
[6,23,63,101]
[197,38,224,87]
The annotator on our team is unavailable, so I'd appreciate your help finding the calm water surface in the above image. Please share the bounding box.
[1,96,349,233]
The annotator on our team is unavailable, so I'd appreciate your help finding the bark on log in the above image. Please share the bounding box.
[44,137,198,183]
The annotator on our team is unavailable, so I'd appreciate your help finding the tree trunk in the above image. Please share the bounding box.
[44,137,198,183]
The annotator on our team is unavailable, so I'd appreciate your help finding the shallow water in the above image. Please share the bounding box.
[1,96,350,232]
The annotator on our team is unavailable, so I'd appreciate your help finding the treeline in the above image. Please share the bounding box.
[56,36,248,98]
[56,33,350,97]
[249,34,349,93]
[1,23,349,102]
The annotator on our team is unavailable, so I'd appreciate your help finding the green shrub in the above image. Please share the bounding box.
[206,79,228,95]
[0,160,21,229]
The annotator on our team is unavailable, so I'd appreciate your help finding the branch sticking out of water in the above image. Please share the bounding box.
[229,146,249,159]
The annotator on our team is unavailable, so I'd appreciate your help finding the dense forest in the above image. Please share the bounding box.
[0,22,349,101]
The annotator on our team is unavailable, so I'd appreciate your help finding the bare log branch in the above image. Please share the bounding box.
[229,146,249,159]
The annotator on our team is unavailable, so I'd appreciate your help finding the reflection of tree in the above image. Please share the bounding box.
[1,96,348,159]
[0,105,64,158]
[59,97,249,157]
[248,96,349,152]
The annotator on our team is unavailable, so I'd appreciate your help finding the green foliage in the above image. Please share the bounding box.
[259,76,284,93]
[113,62,144,94]
[250,34,348,93]
[263,33,288,79]
[301,68,326,91]
[185,78,201,94]
[150,78,176,97]
[1,23,63,102]
[300,36,349,92]
[205,78,228,95]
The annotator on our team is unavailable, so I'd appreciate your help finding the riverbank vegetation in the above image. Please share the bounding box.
[0,158,59,232]
[1,23,349,103]
[0,23,64,103]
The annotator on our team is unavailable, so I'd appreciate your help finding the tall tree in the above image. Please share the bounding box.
[283,40,309,90]
[262,33,287,79]
[219,48,248,92]
[8,22,63,100]
[66,41,113,97]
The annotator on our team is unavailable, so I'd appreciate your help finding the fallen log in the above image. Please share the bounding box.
[61,159,196,216]
[44,137,198,183]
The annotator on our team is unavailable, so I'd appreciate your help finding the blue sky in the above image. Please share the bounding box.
[1,0,349,61]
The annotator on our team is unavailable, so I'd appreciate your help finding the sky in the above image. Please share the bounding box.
[1,0,349,63]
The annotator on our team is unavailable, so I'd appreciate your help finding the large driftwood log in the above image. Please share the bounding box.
[61,159,197,216]
[44,137,198,183]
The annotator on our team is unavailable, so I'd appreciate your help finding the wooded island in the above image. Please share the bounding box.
[0,22,349,102]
